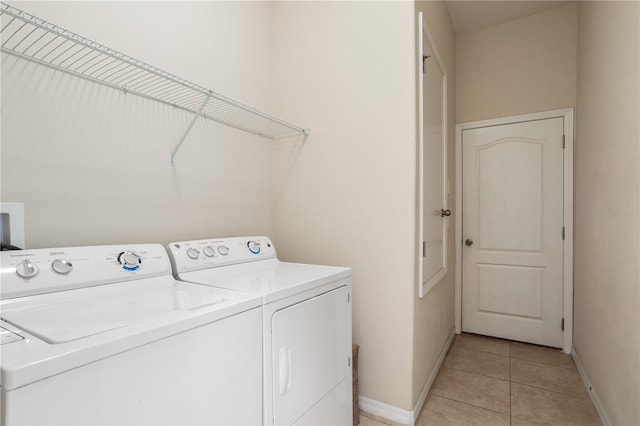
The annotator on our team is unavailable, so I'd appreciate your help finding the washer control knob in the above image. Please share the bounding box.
[16,259,39,278]
[187,248,200,259]
[118,251,142,272]
[121,251,141,267]
[248,241,261,255]
[217,246,229,256]
[51,259,73,274]
[203,246,215,257]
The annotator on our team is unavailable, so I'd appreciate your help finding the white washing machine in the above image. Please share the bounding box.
[167,236,353,425]
[0,244,262,425]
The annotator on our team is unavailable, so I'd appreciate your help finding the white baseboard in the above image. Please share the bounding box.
[359,327,456,426]
[571,347,612,426]
[359,396,414,425]
[412,327,456,418]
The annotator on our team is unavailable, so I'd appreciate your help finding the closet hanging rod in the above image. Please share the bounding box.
[0,2,310,163]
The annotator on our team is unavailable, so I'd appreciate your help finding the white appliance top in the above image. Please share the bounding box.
[0,244,261,390]
[167,237,351,304]
[3,277,234,344]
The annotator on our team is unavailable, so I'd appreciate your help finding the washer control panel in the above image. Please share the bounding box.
[167,236,276,273]
[0,244,171,300]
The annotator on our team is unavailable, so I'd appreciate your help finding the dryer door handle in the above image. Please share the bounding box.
[278,347,292,395]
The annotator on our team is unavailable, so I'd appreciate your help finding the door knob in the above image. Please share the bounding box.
[465,239,474,246]
[440,209,451,217]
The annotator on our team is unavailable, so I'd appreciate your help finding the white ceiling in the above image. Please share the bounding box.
[446,1,572,33]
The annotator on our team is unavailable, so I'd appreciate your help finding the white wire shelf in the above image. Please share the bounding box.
[0,2,309,164]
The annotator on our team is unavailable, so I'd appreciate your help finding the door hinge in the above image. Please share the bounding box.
[422,55,430,74]
[562,226,565,240]
[561,318,565,331]
[348,356,351,367]
[422,241,427,258]
[562,134,566,149]
[348,293,350,303]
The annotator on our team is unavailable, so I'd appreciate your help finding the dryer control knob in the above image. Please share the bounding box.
[187,248,200,259]
[217,246,229,256]
[16,259,40,278]
[248,241,261,254]
[51,259,73,274]
[203,246,215,257]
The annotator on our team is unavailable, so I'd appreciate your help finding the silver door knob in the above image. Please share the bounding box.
[465,239,474,246]
[440,209,451,217]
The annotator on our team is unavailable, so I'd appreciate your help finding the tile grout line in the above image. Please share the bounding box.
[438,365,510,384]
[510,354,577,370]
[430,394,511,419]
[510,380,593,401]
[454,345,510,359]
[455,345,510,358]
[445,364,510,382]
[511,413,547,426]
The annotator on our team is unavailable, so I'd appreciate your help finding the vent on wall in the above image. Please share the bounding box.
[0,203,25,250]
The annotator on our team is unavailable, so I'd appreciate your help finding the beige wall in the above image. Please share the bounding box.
[271,1,417,410]
[412,1,457,408]
[574,2,640,424]
[1,2,277,248]
[456,3,577,123]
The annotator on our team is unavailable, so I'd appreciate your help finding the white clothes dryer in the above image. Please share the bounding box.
[167,236,353,425]
[0,244,262,425]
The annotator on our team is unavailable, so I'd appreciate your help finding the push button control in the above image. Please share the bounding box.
[187,248,200,259]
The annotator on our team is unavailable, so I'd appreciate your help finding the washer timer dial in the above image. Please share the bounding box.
[118,251,142,272]
[247,241,261,255]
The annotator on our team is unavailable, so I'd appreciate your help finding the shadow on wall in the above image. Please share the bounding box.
[1,55,276,247]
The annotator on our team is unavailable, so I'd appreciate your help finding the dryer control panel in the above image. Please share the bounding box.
[167,236,277,274]
[0,244,171,300]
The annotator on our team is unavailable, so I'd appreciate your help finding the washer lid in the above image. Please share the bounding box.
[2,279,231,344]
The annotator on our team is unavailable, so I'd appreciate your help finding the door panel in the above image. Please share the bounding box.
[478,140,542,251]
[462,118,564,347]
[477,264,545,319]
[271,287,350,425]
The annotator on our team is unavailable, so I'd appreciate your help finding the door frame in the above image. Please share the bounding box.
[454,108,574,353]
[417,11,448,298]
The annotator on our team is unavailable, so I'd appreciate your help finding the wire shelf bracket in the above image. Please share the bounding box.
[0,2,310,165]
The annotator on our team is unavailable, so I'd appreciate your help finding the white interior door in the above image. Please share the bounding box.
[462,117,564,347]
[418,12,448,298]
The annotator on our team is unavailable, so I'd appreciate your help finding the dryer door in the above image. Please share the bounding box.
[271,286,350,425]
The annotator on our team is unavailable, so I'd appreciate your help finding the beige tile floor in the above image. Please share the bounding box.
[360,333,601,426]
